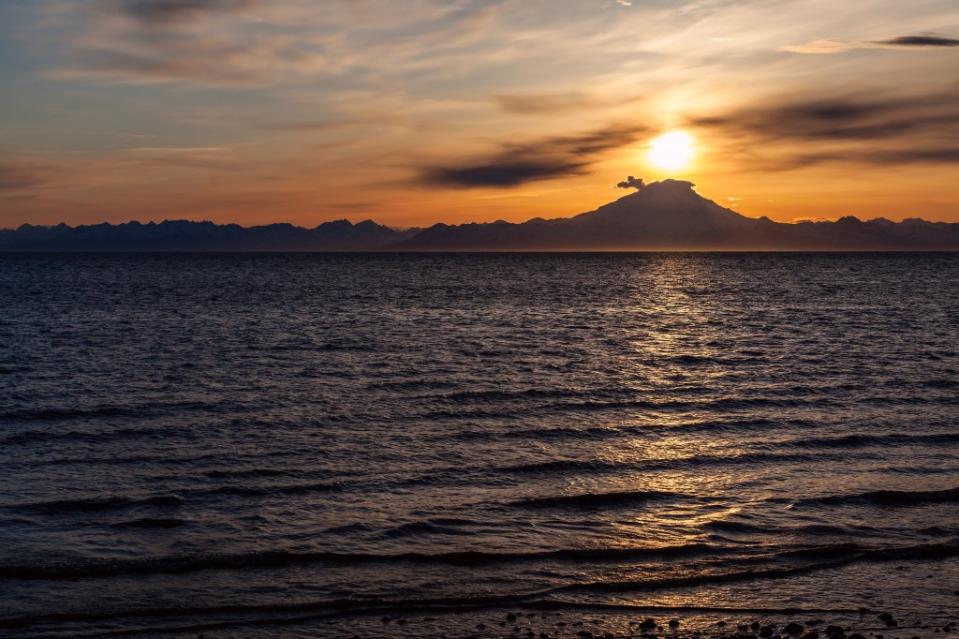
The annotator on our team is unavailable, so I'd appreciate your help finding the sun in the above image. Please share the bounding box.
[647,131,695,172]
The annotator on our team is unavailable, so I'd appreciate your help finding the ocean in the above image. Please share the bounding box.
[1,253,958,638]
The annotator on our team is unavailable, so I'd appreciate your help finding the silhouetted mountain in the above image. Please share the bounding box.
[2,179,958,251]
[0,218,410,252]
[397,179,959,250]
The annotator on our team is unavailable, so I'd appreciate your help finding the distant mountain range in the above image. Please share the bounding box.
[3,179,959,251]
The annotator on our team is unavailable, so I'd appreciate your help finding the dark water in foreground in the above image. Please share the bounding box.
[1,253,958,638]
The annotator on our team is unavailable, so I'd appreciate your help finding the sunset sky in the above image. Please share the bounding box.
[1,0,958,228]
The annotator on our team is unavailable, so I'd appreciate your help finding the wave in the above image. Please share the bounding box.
[0,399,220,424]
[422,396,838,421]
[422,386,634,403]
[0,542,721,581]
[365,379,459,391]
[555,540,959,595]
[451,425,627,442]
[4,482,346,515]
[185,482,345,499]
[18,447,296,470]
[788,432,959,449]
[703,520,771,534]
[921,378,959,389]
[509,490,684,510]
[2,540,957,635]
[552,396,838,413]
[317,343,375,353]
[796,486,959,507]
[498,451,850,477]
[704,520,860,538]
[445,418,807,443]
[0,424,196,447]
[0,594,873,636]
[0,405,140,423]
[203,467,298,480]
[6,494,184,514]
[381,519,477,538]
[861,395,959,406]
[501,459,626,474]
[110,517,190,529]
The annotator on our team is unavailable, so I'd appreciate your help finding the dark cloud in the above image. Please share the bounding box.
[785,33,959,54]
[126,147,240,171]
[873,34,959,47]
[769,146,959,170]
[57,0,295,85]
[616,175,645,190]
[73,44,260,84]
[692,90,959,142]
[492,92,644,115]
[61,1,264,85]
[493,92,604,115]
[0,163,43,191]
[427,159,585,187]
[264,120,354,133]
[692,89,959,169]
[422,124,645,188]
[112,0,253,25]
[861,147,959,164]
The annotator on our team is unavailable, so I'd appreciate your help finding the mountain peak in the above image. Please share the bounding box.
[576,178,730,223]
[645,178,696,192]
[4,178,958,251]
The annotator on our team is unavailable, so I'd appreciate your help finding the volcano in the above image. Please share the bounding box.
[3,179,958,251]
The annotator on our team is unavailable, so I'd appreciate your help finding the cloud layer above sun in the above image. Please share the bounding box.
[1,0,958,227]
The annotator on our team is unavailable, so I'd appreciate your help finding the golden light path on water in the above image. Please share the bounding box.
[4,253,959,636]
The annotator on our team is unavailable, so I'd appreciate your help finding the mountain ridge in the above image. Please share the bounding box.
[3,179,958,251]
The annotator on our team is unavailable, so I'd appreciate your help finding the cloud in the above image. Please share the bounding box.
[125,146,240,170]
[0,163,46,192]
[493,92,604,115]
[781,40,861,54]
[616,175,645,190]
[263,120,355,133]
[422,123,645,188]
[492,91,642,115]
[53,0,321,86]
[61,44,268,85]
[784,33,959,54]
[768,147,959,170]
[51,0,519,87]
[872,34,959,47]
[691,88,959,169]
[114,0,254,25]
[692,89,959,142]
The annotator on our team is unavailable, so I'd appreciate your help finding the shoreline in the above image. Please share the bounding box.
[178,605,959,639]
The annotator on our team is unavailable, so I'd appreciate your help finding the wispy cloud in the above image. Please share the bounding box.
[114,0,255,25]
[9,0,959,225]
[874,34,959,47]
[784,32,959,54]
[52,0,329,85]
[692,89,959,141]
[47,0,517,86]
[421,123,646,187]
[493,92,605,115]
[0,162,48,192]
[262,120,356,133]
[124,146,240,170]
[691,88,959,168]
[492,91,642,115]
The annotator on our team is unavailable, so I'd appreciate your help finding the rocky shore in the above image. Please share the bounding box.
[363,610,959,639]
[183,605,959,639]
